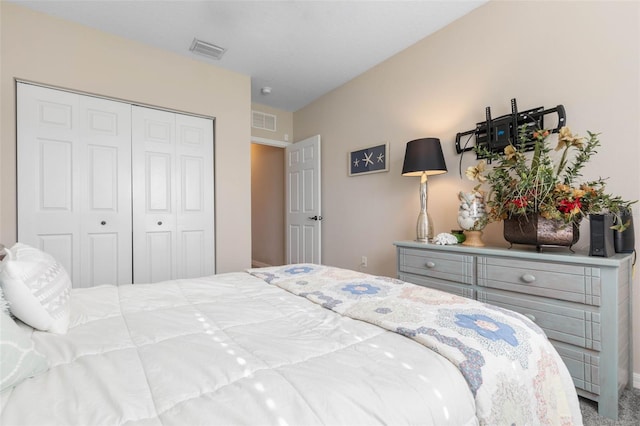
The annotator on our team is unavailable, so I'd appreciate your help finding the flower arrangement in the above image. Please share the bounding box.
[465,126,635,231]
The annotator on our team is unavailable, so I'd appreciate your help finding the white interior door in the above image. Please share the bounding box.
[78,95,132,287]
[132,106,214,283]
[17,83,132,287]
[175,113,215,279]
[285,135,321,264]
[132,107,178,283]
[17,84,81,282]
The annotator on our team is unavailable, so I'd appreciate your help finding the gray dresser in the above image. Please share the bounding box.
[394,240,633,419]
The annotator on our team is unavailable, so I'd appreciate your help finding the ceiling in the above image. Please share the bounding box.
[11,0,488,112]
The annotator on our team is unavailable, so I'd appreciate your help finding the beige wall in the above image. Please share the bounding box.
[294,1,640,375]
[251,102,294,142]
[0,3,252,273]
[251,144,285,266]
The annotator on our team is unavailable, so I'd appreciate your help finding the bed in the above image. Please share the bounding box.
[0,244,582,425]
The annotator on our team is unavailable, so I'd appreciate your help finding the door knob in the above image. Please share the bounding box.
[308,215,323,221]
[100,221,106,225]
[157,221,163,226]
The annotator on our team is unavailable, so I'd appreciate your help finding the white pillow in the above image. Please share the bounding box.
[0,310,49,392]
[0,281,9,314]
[0,243,71,334]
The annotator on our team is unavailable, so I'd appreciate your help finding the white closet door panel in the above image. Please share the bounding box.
[146,153,172,212]
[146,121,173,144]
[175,114,214,279]
[40,139,73,210]
[145,232,173,283]
[132,106,177,283]
[181,157,203,211]
[17,84,82,282]
[38,234,75,279]
[180,230,205,279]
[88,145,117,210]
[86,233,120,285]
[79,95,132,287]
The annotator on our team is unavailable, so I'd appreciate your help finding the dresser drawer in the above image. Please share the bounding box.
[477,256,601,305]
[399,273,474,299]
[553,341,601,395]
[398,247,474,284]
[477,290,601,350]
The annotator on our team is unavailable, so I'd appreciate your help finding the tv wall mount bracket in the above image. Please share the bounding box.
[455,98,566,160]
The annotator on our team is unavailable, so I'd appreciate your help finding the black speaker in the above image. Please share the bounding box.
[589,214,615,257]
[614,210,635,253]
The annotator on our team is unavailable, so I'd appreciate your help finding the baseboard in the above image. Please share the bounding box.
[634,372,640,389]
[251,260,272,268]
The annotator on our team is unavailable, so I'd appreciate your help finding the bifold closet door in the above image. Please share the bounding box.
[132,106,214,283]
[17,83,133,287]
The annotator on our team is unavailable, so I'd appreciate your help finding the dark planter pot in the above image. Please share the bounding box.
[503,213,579,252]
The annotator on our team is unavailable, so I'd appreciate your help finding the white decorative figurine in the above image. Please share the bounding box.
[433,233,459,245]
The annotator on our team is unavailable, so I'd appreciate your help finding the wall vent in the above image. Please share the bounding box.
[189,38,226,60]
[252,110,276,132]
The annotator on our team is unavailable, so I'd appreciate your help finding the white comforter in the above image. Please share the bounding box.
[1,266,581,425]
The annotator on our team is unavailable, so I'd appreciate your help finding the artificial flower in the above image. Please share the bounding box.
[556,126,584,150]
[465,160,487,182]
[504,145,517,161]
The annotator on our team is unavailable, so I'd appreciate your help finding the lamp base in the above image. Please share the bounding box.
[415,211,434,243]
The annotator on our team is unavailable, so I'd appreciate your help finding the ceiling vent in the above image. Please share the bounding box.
[252,110,276,132]
[189,38,226,60]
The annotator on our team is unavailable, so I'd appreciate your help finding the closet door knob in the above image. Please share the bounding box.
[157,221,163,226]
[100,221,106,225]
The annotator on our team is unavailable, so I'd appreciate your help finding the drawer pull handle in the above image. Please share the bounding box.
[425,261,436,269]
[521,274,536,283]
[524,313,537,323]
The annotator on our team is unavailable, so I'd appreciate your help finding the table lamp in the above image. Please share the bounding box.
[402,138,448,242]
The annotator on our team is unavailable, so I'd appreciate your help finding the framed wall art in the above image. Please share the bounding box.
[348,142,389,176]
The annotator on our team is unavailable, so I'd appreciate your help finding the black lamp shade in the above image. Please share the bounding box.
[401,138,448,176]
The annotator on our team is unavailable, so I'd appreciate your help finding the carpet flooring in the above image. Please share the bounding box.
[580,387,640,425]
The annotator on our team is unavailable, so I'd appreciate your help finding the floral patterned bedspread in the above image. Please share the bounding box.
[249,264,582,426]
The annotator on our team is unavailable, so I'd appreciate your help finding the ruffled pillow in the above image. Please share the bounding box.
[0,243,71,334]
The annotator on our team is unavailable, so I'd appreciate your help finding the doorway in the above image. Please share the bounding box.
[250,143,285,267]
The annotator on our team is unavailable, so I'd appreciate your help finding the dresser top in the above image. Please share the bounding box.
[394,240,633,267]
